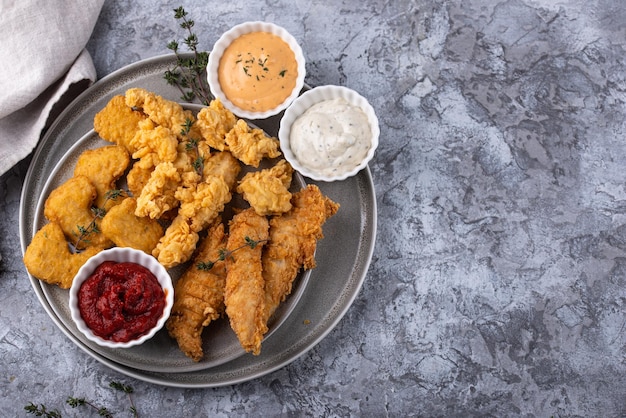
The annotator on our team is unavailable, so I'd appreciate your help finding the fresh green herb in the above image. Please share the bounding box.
[25,381,138,418]
[110,381,138,418]
[197,236,269,271]
[24,403,62,418]
[74,189,130,250]
[165,7,211,105]
[67,396,113,418]
[180,118,205,177]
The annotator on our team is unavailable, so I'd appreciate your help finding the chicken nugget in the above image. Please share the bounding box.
[93,95,146,153]
[225,119,281,167]
[23,222,102,289]
[73,145,130,210]
[101,197,164,254]
[43,175,113,250]
[237,160,293,216]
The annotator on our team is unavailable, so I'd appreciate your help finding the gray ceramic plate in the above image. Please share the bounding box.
[19,54,377,387]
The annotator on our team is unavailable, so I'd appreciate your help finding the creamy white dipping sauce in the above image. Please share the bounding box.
[289,98,371,177]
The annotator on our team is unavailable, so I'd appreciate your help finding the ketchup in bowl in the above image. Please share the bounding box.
[77,261,166,343]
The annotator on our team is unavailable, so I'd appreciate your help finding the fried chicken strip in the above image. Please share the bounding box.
[166,220,228,361]
[175,175,232,233]
[225,119,281,167]
[224,208,269,355]
[237,159,293,216]
[125,87,202,140]
[261,185,339,324]
[195,98,237,151]
[152,215,199,269]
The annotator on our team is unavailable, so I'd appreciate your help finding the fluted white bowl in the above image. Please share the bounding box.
[278,85,379,182]
[69,247,174,349]
[207,21,306,119]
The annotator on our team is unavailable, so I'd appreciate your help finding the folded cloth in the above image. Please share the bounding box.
[0,0,105,177]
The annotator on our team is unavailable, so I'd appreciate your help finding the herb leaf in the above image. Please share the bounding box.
[165,7,211,105]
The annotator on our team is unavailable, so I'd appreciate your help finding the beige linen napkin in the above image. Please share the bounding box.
[0,0,105,176]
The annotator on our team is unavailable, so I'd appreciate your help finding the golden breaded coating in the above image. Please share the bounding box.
[175,175,232,233]
[152,215,199,268]
[224,208,269,355]
[225,119,281,167]
[23,222,102,289]
[130,119,179,166]
[202,151,241,190]
[43,175,113,250]
[261,185,339,324]
[237,159,293,216]
[195,98,237,151]
[126,161,153,198]
[135,162,181,219]
[125,87,202,140]
[100,197,164,254]
[73,145,130,210]
[93,95,146,153]
[166,220,228,361]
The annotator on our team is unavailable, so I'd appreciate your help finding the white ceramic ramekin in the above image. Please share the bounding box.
[278,85,380,182]
[207,21,306,119]
[69,247,174,349]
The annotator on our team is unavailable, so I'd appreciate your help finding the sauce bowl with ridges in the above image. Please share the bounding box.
[68,247,174,349]
[278,85,380,182]
[207,21,306,119]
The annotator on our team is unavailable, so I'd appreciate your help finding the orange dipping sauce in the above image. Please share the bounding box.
[218,31,298,112]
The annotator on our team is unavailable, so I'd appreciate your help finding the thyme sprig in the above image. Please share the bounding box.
[24,380,138,417]
[165,7,211,105]
[180,118,205,177]
[197,236,269,271]
[74,189,129,251]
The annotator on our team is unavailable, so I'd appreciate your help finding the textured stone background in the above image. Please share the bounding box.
[1,0,625,416]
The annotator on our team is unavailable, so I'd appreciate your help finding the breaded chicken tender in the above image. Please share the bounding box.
[23,222,102,289]
[195,99,237,151]
[43,175,113,250]
[130,118,179,166]
[135,162,181,219]
[202,151,241,190]
[224,208,269,355]
[175,175,232,233]
[225,119,281,167]
[73,145,130,210]
[237,159,293,216]
[125,87,202,140]
[261,185,339,324]
[166,220,228,361]
[126,161,153,197]
[100,197,164,254]
[93,95,146,153]
[153,215,199,268]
